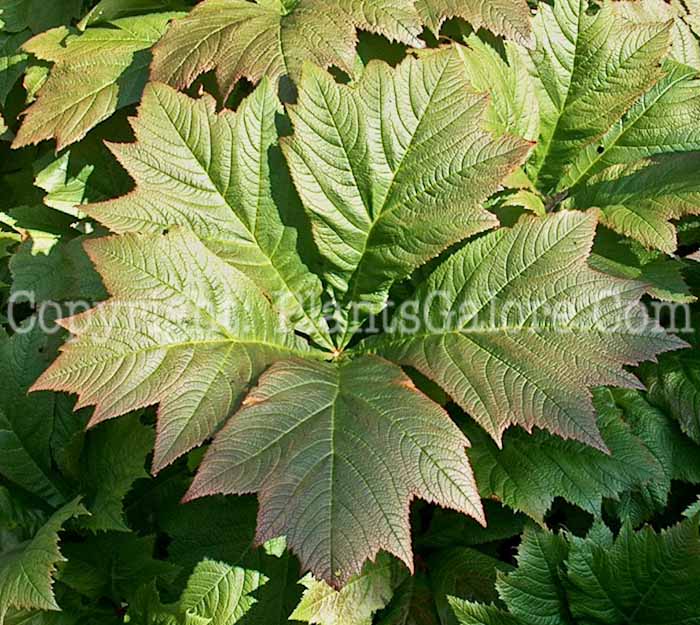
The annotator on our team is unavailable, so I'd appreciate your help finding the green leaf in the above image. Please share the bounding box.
[10,236,108,304]
[495,526,572,625]
[604,389,700,524]
[164,497,303,624]
[86,80,332,348]
[283,48,530,338]
[415,0,533,46]
[589,227,696,304]
[642,349,700,444]
[461,388,659,521]
[13,13,180,150]
[528,0,671,192]
[0,0,81,34]
[365,210,683,450]
[180,560,267,625]
[449,599,523,625]
[457,36,539,141]
[291,553,406,625]
[0,323,65,505]
[0,31,29,106]
[560,61,700,190]
[186,356,483,588]
[430,548,511,625]
[31,228,309,473]
[375,574,440,625]
[566,518,700,624]
[33,118,134,216]
[150,0,423,95]
[0,498,87,620]
[59,533,178,602]
[78,0,187,29]
[79,413,154,532]
[566,153,700,255]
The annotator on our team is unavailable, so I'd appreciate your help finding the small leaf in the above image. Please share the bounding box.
[291,553,406,625]
[13,13,180,149]
[181,560,267,625]
[0,498,87,619]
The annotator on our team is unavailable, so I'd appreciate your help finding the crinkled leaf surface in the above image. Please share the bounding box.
[0,498,87,619]
[415,0,532,46]
[291,553,406,625]
[495,526,571,625]
[461,388,658,521]
[528,0,672,192]
[283,48,531,337]
[86,80,331,348]
[150,0,423,95]
[457,36,539,141]
[13,13,179,149]
[365,210,683,449]
[566,154,700,255]
[31,228,308,473]
[643,348,700,444]
[566,519,700,624]
[180,560,267,625]
[186,356,483,587]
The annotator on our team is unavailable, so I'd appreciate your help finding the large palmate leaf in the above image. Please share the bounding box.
[527,0,672,192]
[86,80,332,348]
[283,48,531,338]
[150,0,423,95]
[0,498,87,621]
[365,211,683,449]
[462,388,658,521]
[415,0,532,46]
[13,13,179,150]
[186,356,484,587]
[31,228,309,472]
